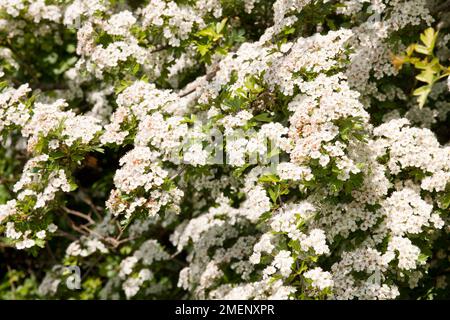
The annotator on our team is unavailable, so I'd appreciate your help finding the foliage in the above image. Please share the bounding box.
[0,0,449,300]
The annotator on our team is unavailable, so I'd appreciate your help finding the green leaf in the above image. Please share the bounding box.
[35,239,46,248]
[268,187,279,203]
[132,63,140,75]
[438,192,450,209]
[410,58,428,69]
[283,27,296,35]
[197,28,215,38]
[258,174,280,183]
[69,181,78,192]
[406,44,415,57]
[216,18,227,34]
[415,67,435,84]
[252,113,273,122]
[288,240,301,252]
[93,147,104,154]
[259,210,273,222]
[414,44,430,55]
[420,27,438,51]
[197,44,211,56]
[418,253,429,264]
[50,150,65,160]
[412,85,431,108]
[115,80,132,94]
[0,81,9,91]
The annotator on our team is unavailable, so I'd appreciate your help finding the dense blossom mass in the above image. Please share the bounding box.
[0,0,449,300]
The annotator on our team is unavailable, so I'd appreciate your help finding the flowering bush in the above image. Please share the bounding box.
[0,0,449,300]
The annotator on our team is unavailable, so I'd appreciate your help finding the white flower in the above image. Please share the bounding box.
[387,236,421,270]
[304,267,334,291]
[0,200,17,224]
[104,11,136,36]
[272,250,294,277]
[47,223,58,233]
[300,229,330,255]
[36,230,46,239]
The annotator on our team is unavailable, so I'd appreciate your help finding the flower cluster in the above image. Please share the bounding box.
[0,0,449,301]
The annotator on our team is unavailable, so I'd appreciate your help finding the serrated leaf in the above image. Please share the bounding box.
[406,44,415,57]
[415,67,435,84]
[197,27,217,38]
[258,174,280,183]
[268,188,278,203]
[414,44,430,55]
[413,85,431,108]
[420,27,438,51]
[197,44,210,56]
[216,18,227,34]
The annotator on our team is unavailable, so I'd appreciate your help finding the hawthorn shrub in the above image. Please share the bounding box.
[0,0,449,300]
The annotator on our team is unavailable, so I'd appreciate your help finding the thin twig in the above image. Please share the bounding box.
[78,190,102,220]
[55,230,79,241]
[178,66,220,98]
[63,206,95,225]
[150,45,169,54]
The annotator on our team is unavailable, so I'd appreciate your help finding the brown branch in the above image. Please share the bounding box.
[78,224,127,249]
[150,45,169,54]
[63,206,95,225]
[67,218,90,236]
[46,243,57,263]
[54,230,78,241]
[0,242,14,249]
[31,83,68,91]
[78,189,102,220]
[178,65,220,98]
